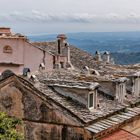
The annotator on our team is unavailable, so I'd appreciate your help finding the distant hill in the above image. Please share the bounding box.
[111,52,140,65]
[28,32,140,65]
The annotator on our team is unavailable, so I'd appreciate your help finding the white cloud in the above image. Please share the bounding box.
[1,10,140,24]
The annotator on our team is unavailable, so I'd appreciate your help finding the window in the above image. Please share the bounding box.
[88,93,93,108]
[60,62,64,68]
[88,91,98,109]
[3,45,12,53]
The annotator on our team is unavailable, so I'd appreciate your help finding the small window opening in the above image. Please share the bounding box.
[89,93,93,108]
[3,45,12,53]
[60,62,64,68]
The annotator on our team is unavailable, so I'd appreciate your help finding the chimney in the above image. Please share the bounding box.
[57,34,67,54]
[114,77,129,103]
[131,72,140,97]
[0,27,11,36]
[95,51,102,61]
[102,51,110,63]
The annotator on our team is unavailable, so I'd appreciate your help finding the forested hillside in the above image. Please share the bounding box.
[29,31,140,65]
[111,52,140,65]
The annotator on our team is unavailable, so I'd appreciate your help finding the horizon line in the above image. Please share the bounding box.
[27,30,140,36]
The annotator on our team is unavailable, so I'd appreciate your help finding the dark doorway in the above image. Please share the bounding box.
[58,39,61,54]
[60,62,64,68]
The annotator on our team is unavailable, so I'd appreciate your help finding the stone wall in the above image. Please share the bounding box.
[0,77,93,140]
[24,122,92,140]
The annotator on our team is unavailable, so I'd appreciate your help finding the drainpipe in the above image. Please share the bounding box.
[43,51,45,65]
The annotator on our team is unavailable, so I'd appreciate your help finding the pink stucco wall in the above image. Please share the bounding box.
[44,51,54,71]
[0,65,23,74]
[0,38,24,64]
[0,38,54,74]
[24,42,54,72]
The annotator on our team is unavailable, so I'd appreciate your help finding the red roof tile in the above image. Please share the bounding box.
[101,129,140,140]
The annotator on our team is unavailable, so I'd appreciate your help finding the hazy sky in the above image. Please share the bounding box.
[1,0,140,34]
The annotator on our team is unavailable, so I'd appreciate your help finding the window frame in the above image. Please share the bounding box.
[88,92,94,109]
[88,90,98,109]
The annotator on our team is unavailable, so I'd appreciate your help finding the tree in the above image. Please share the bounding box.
[1,70,15,79]
[0,112,24,140]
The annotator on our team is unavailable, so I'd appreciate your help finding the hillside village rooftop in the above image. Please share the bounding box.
[0,27,140,139]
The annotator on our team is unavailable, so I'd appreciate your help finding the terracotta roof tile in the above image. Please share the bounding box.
[101,129,140,140]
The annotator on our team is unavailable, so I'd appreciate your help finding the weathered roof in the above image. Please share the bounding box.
[35,71,140,134]
[36,73,134,124]
[113,77,129,83]
[44,79,100,91]
[31,41,140,78]
[85,105,140,136]
[0,74,140,138]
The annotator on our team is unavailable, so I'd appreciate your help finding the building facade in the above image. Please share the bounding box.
[0,28,70,74]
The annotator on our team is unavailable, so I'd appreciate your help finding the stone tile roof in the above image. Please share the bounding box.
[37,81,97,124]
[43,79,100,90]
[33,70,140,137]
[1,74,140,138]
[31,41,140,78]
[36,73,128,124]
[85,106,140,134]
[38,81,127,124]
[113,77,129,83]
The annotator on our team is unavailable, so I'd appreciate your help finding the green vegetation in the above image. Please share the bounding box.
[0,112,24,140]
